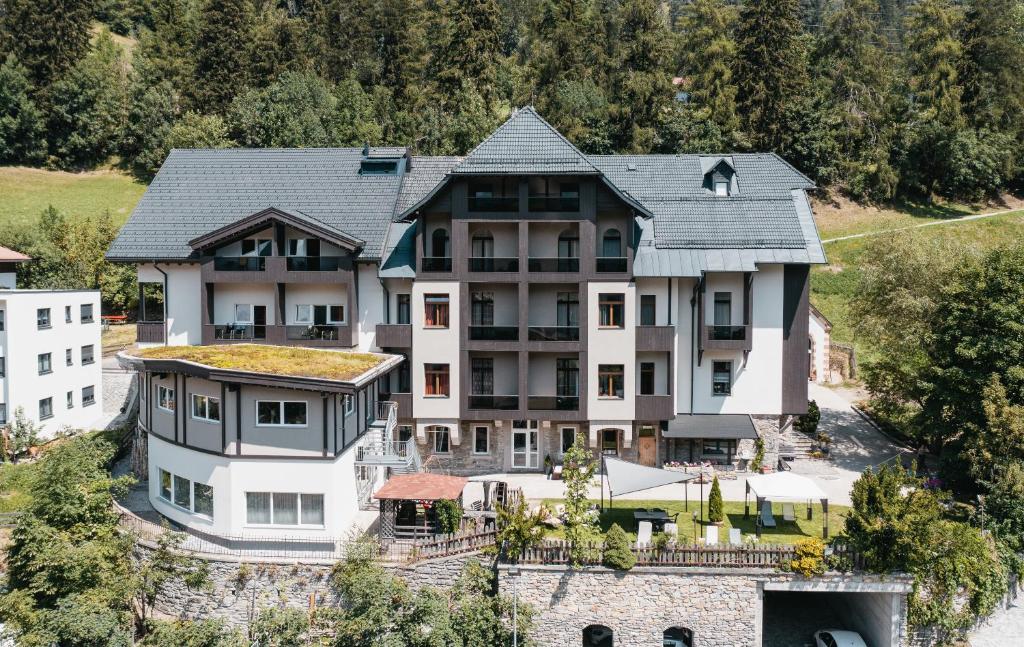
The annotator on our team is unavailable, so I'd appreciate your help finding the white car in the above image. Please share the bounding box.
[814,629,868,647]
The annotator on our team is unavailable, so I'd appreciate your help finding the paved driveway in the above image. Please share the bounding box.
[970,588,1024,646]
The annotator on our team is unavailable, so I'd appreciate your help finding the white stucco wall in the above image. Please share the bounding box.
[284,284,349,325]
[138,263,202,346]
[147,433,366,538]
[0,290,103,435]
[809,312,829,384]
[587,281,635,433]
[411,281,460,420]
[212,284,277,325]
[355,263,386,351]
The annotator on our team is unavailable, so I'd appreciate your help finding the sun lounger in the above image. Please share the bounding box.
[760,501,777,528]
[637,521,653,548]
[729,528,742,545]
[663,523,679,543]
[783,503,796,522]
[705,524,719,545]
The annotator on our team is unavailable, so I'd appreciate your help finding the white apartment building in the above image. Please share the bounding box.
[108,108,826,539]
[0,248,103,433]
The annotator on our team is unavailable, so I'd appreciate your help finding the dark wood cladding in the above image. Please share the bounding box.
[636,394,674,420]
[636,325,674,352]
[200,255,354,284]
[375,323,412,348]
[781,264,810,414]
[700,323,753,351]
[136,321,165,344]
[388,392,412,419]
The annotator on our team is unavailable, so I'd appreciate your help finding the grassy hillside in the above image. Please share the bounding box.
[811,209,1024,361]
[0,167,146,228]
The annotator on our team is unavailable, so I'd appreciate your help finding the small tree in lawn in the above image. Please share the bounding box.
[708,475,724,524]
[562,431,597,567]
[5,406,40,462]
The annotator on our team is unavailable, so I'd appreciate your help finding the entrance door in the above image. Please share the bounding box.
[252,305,267,340]
[638,435,657,466]
[511,422,539,469]
[601,428,619,456]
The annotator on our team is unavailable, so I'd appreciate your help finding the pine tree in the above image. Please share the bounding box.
[961,0,1024,133]
[904,0,964,128]
[191,0,255,113]
[302,0,380,85]
[610,0,674,152]
[247,5,312,86]
[708,475,723,523]
[528,0,603,112]
[0,54,47,164]
[602,523,636,570]
[677,0,740,138]
[734,0,809,151]
[0,0,95,88]
[134,0,201,94]
[430,0,504,103]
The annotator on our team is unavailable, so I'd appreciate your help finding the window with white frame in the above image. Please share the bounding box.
[80,303,94,323]
[65,305,72,323]
[429,426,450,453]
[294,304,345,324]
[256,400,307,426]
[158,468,214,518]
[81,344,95,365]
[66,391,73,409]
[712,361,732,396]
[0,309,5,331]
[157,385,175,412]
[38,352,52,375]
[82,385,95,406]
[191,393,221,422]
[343,394,355,415]
[294,304,312,323]
[37,308,50,329]
[66,348,73,366]
[245,492,324,526]
[473,425,489,454]
[560,426,576,454]
[234,304,252,323]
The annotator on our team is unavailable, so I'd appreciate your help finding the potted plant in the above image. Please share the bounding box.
[544,454,553,477]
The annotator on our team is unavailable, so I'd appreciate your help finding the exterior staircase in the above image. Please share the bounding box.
[778,425,815,460]
[354,401,422,473]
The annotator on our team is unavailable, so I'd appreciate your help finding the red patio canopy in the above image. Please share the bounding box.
[373,473,467,501]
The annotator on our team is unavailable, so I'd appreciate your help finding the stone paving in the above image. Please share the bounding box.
[969,587,1024,646]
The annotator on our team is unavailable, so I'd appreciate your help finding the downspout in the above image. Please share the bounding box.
[153,263,168,346]
[689,284,696,416]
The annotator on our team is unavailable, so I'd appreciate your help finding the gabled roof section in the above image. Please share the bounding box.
[107,148,405,262]
[0,245,31,262]
[189,207,364,253]
[394,156,463,219]
[452,106,600,176]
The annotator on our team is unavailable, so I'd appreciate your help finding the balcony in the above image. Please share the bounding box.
[468,326,519,341]
[376,323,412,348]
[528,196,579,212]
[468,196,519,212]
[421,256,452,272]
[286,256,342,271]
[468,257,519,273]
[136,321,165,344]
[211,324,267,341]
[636,326,674,352]
[528,326,579,342]
[214,256,266,271]
[701,324,752,352]
[468,394,519,410]
[636,394,674,421]
[286,324,345,341]
[528,395,579,411]
[527,257,579,273]
[596,257,627,273]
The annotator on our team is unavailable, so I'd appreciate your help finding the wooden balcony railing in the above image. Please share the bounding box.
[136,321,165,344]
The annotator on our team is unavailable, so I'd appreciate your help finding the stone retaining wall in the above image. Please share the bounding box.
[497,564,913,647]
[140,541,487,628]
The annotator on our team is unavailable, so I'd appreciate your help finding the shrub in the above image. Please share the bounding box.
[789,537,826,576]
[602,523,635,570]
[708,476,724,524]
[750,437,765,472]
[496,496,547,562]
[795,400,821,435]
[434,498,463,535]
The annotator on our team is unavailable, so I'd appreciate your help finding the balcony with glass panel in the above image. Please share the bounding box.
[527,284,580,345]
[467,222,519,273]
[467,283,519,343]
[527,222,580,274]
[527,352,581,417]
[527,178,580,213]
[465,352,520,416]
[467,179,519,213]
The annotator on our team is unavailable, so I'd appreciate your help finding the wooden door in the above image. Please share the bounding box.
[638,435,657,466]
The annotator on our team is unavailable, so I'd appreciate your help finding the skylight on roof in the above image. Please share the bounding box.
[360,160,399,175]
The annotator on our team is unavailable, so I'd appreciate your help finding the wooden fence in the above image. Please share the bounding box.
[516,539,865,570]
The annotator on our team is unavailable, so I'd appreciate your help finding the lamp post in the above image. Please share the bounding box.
[508,566,521,647]
[692,511,699,543]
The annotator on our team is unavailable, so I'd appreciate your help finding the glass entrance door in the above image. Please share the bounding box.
[511,422,539,469]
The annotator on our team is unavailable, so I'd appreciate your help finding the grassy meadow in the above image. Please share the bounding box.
[0,167,146,229]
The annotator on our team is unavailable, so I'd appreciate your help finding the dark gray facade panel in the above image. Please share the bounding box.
[781,264,810,414]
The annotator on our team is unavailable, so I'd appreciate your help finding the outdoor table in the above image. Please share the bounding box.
[633,509,670,531]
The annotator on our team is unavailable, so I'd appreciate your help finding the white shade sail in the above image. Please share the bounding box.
[604,456,697,497]
[746,472,827,501]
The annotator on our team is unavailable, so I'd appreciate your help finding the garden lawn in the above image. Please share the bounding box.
[0,167,146,229]
[101,324,137,357]
[811,209,1024,362]
[542,499,850,546]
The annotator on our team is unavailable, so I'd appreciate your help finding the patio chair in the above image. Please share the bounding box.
[705,524,719,545]
[637,521,653,548]
[729,528,742,545]
[760,501,777,528]
[782,503,796,522]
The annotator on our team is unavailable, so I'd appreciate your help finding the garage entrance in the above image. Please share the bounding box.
[761,581,912,647]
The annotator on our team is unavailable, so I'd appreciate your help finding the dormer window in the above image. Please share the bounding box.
[715,180,729,197]
[360,159,399,175]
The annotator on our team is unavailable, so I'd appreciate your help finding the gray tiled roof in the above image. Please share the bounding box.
[395,156,463,216]
[106,148,407,261]
[452,107,599,175]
